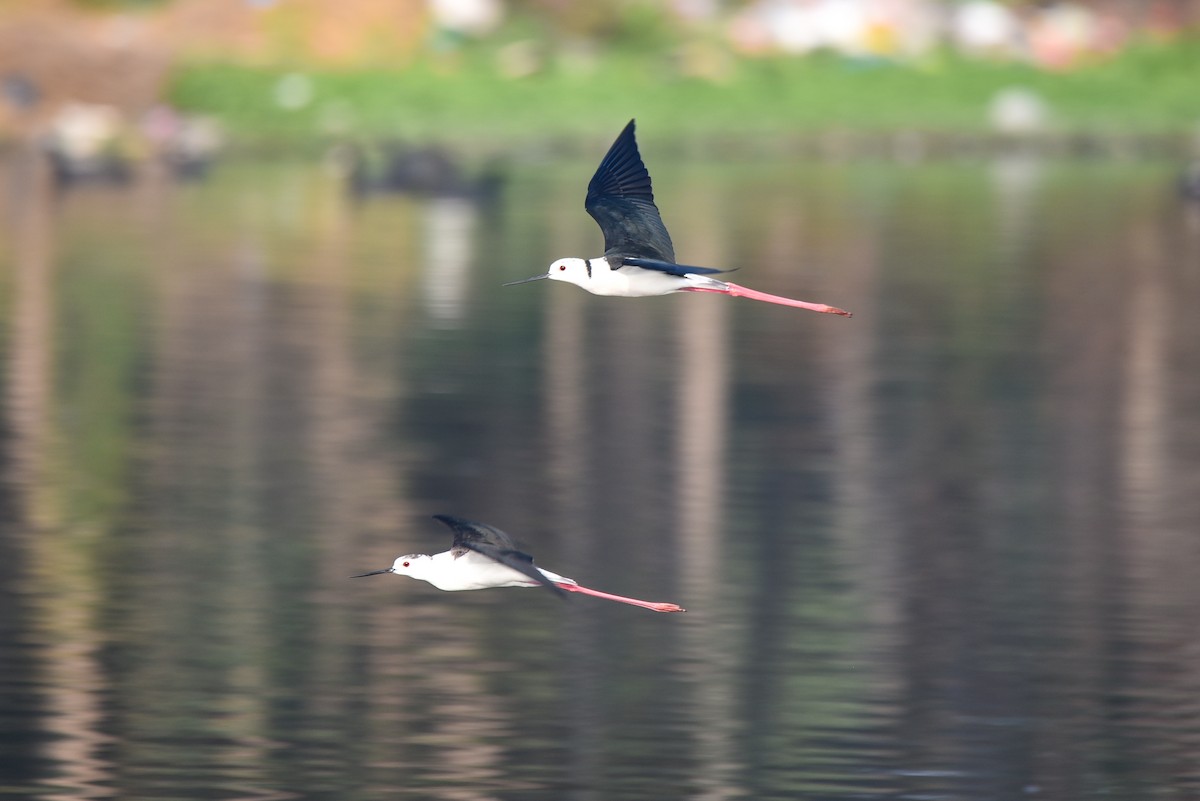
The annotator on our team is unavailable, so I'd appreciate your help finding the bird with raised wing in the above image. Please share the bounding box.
[504,119,851,316]
[353,515,686,613]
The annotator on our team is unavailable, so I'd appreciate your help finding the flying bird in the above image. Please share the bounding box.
[353,515,686,613]
[504,119,851,316]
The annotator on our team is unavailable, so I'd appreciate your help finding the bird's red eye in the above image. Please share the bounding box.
[402,561,410,568]
[558,264,567,271]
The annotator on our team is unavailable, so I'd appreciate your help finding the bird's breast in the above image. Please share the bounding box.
[585,262,686,297]
[430,553,541,591]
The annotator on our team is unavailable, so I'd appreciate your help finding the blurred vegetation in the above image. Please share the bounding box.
[4,0,1194,148]
[168,36,1200,149]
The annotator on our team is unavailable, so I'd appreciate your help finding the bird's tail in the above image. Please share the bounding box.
[680,274,733,292]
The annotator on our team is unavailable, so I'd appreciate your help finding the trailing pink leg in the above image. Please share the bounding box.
[555,582,686,613]
[684,282,851,316]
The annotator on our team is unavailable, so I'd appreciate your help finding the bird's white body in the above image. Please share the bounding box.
[390,551,576,592]
[547,257,717,298]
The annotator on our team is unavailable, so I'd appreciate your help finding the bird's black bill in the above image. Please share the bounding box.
[350,567,394,578]
[502,273,549,287]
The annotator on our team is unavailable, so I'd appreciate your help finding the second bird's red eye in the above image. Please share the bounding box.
[403,561,410,567]
[559,265,566,271]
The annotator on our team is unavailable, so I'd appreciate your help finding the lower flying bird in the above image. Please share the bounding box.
[353,515,686,613]
[504,119,851,317]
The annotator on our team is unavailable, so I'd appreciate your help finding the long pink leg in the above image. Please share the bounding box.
[683,282,851,317]
[555,582,685,613]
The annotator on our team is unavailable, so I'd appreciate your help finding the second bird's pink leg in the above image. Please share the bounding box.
[684,282,851,316]
[555,582,686,613]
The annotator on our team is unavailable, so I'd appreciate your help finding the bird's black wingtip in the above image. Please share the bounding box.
[431,513,471,532]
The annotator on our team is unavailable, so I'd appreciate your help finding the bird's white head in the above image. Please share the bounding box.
[352,554,433,581]
[389,554,434,578]
[503,257,591,290]
[545,257,590,287]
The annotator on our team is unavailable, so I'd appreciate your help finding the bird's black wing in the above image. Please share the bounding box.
[621,256,734,277]
[585,120,676,264]
[433,514,518,551]
[431,515,566,597]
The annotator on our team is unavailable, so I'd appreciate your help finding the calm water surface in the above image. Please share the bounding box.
[1,149,1199,800]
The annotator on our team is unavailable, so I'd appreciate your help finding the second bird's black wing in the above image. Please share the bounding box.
[584,120,676,264]
[431,514,566,597]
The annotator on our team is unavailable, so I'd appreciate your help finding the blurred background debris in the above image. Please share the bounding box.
[335,139,506,200]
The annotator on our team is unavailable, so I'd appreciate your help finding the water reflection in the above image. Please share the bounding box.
[1,150,1199,800]
[420,198,479,325]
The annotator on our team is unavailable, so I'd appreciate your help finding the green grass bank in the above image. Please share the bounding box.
[169,39,1200,153]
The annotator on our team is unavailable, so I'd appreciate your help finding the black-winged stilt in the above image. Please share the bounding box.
[353,515,686,613]
[504,119,851,317]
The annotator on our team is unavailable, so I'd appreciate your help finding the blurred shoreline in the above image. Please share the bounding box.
[1,0,1198,156]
